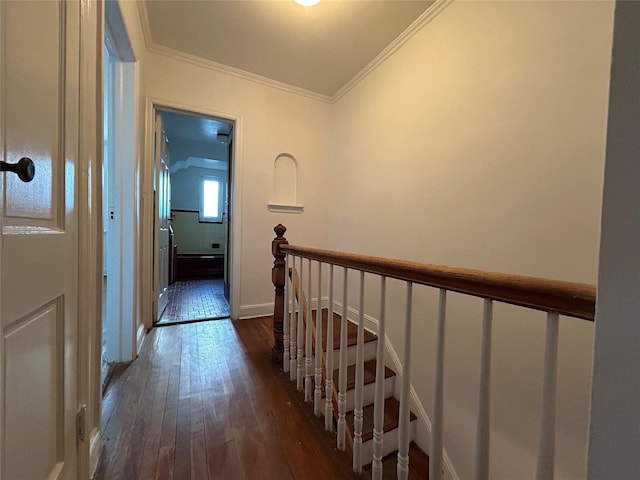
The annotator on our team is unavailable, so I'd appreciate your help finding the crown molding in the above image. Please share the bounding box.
[147,42,333,103]
[136,0,451,105]
[137,0,154,52]
[137,0,331,103]
[332,0,452,103]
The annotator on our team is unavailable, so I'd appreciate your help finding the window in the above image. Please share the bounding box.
[203,179,219,217]
[200,177,224,222]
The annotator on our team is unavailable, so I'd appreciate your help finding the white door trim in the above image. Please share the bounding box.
[77,0,102,478]
[143,97,243,325]
[104,53,136,363]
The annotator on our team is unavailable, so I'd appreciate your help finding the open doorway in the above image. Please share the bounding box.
[153,109,233,326]
[102,0,136,389]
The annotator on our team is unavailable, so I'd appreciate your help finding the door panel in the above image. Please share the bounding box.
[5,0,62,223]
[4,299,63,479]
[154,113,170,321]
[1,1,79,479]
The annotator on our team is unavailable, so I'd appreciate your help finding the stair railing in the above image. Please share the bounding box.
[271,224,596,480]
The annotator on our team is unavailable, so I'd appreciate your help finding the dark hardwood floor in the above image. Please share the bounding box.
[94,316,355,480]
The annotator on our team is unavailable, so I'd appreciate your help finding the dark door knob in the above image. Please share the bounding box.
[1,157,35,182]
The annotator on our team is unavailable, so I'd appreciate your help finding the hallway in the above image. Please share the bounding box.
[94,317,354,479]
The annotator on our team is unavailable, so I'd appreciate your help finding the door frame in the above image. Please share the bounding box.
[79,0,102,477]
[76,0,102,478]
[103,10,136,364]
[143,98,243,326]
[83,1,137,476]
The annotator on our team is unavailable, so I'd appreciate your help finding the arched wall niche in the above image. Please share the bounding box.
[268,153,303,213]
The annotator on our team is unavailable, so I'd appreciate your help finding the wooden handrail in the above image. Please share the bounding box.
[279,242,595,323]
[280,244,595,320]
[271,224,595,364]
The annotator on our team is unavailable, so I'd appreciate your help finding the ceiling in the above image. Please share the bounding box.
[142,0,435,99]
[161,111,231,172]
[161,110,233,143]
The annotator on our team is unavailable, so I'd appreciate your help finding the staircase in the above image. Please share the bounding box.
[294,293,430,478]
[272,224,599,480]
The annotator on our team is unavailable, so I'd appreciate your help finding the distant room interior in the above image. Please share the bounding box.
[156,110,233,325]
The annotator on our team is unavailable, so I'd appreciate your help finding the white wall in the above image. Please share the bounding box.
[330,2,613,479]
[588,2,640,477]
[144,51,332,318]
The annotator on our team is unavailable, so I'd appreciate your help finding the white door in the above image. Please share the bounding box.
[0,2,80,479]
[154,113,170,321]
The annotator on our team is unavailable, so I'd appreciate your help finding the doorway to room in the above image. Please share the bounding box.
[153,109,234,326]
[102,1,137,390]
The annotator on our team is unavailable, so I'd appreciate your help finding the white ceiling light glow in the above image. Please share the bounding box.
[295,0,320,6]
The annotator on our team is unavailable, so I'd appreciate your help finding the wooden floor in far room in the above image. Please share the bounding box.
[157,278,230,325]
[93,316,356,480]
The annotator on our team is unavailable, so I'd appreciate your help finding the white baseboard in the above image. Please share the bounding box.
[239,303,274,319]
[287,296,330,311]
[89,427,102,479]
[240,297,331,321]
[331,300,379,335]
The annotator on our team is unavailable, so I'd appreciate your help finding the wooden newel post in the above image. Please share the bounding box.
[272,224,288,366]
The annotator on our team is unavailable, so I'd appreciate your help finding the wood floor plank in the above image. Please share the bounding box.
[189,324,208,480]
[122,331,165,480]
[94,317,356,480]
[97,329,161,479]
[174,323,193,480]
[155,330,181,479]
[138,332,172,479]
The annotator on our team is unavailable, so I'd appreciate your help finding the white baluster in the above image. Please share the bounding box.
[397,282,413,480]
[429,289,447,480]
[283,254,290,373]
[353,271,365,473]
[305,258,313,402]
[536,312,559,480]
[372,276,387,480]
[475,299,493,480]
[314,261,323,416]
[325,264,335,432]
[297,257,304,391]
[289,256,297,381]
[337,267,348,450]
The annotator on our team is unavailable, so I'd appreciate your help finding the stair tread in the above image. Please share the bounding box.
[318,359,395,398]
[345,396,417,443]
[310,309,377,350]
[333,358,395,390]
[289,271,376,350]
[363,442,429,480]
[288,275,426,478]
